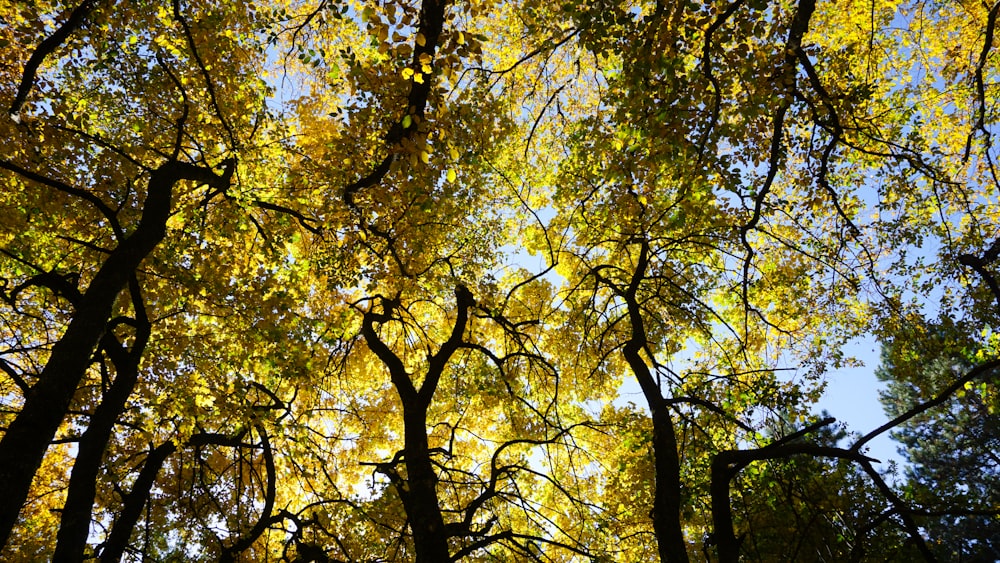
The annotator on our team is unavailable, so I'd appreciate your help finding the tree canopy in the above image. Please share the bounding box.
[1,0,999,561]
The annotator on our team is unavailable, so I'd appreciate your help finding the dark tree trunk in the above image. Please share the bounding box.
[624,341,690,563]
[98,441,176,563]
[362,286,473,563]
[0,160,232,550]
[618,241,689,563]
[53,305,149,562]
[401,406,451,563]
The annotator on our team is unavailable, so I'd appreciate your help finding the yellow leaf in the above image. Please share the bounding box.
[447,169,456,182]
[413,72,424,84]
[449,147,459,160]
[401,67,414,80]
[416,33,426,46]
[420,151,430,164]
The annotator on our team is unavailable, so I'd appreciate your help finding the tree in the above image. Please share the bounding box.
[878,322,1000,562]
[722,416,917,562]
[3,0,1000,561]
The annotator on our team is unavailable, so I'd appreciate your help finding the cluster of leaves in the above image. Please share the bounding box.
[1,0,999,561]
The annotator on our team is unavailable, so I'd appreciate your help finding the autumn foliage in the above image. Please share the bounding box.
[1,0,999,561]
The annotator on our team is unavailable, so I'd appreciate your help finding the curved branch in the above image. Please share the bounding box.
[711,442,876,563]
[738,0,816,328]
[361,294,415,401]
[664,396,755,433]
[9,0,99,117]
[3,270,82,309]
[421,284,474,403]
[698,0,747,162]
[958,238,1000,313]
[964,0,1000,162]
[855,459,937,562]
[220,426,277,562]
[172,0,236,147]
[851,359,1000,452]
[0,159,124,240]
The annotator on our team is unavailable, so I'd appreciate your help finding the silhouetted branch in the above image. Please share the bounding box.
[10,0,99,117]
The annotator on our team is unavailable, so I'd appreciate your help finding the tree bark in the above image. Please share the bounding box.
[361,286,473,562]
[401,406,451,563]
[98,442,176,563]
[10,0,99,116]
[0,160,233,550]
[624,344,689,563]
[53,296,149,562]
[617,241,689,563]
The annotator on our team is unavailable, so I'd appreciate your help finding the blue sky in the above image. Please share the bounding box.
[813,336,903,469]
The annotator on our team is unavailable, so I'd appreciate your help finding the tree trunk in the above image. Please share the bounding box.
[402,406,450,563]
[625,339,690,563]
[618,240,690,563]
[53,318,148,561]
[0,160,231,550]
[99,442,176,563]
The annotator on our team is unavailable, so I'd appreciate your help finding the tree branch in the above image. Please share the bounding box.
[9,0,99,118]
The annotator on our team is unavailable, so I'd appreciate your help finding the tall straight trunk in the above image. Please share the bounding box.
[402,406,450,563]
